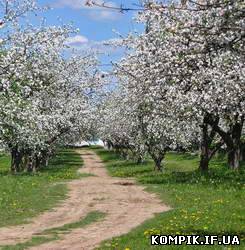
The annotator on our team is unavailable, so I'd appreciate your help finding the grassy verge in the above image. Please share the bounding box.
[42,210,106,235]
[1,211,106,250]
[0,148,85,227]
[93,147,245,250]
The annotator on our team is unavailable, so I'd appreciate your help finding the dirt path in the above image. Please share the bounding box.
[0,150,169,249]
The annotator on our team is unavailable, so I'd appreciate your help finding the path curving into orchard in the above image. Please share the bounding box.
[0,150,169,250]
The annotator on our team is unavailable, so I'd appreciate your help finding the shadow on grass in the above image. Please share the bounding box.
[93,147,245,188]
[0,149,82,177]
[139,168,245,188]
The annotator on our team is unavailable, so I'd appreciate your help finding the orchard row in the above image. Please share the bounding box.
[0,0,102,172]
[96,0,244,171]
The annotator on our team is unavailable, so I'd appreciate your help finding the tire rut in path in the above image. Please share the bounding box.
[0,150,170,249]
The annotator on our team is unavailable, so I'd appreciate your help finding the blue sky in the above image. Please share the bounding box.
[35,0,144,69]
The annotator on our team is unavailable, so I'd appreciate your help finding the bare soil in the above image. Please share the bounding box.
[0,150,169,249]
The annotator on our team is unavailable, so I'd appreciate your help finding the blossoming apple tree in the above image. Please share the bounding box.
[0,0,102,172]
[95,0,244,170]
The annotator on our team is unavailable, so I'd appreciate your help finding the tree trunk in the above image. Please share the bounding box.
[22,154,29,170]
[205,114,243,170]
[150,150,165,171]
[40,151,49,168]
[35,154,41,170]
[153,157,163,171]
[228,147,240,170]
[199,152,209,171]
[45,157,49,167]
[227,118,243,170]
[199,121,210,171]
[11,146,22,173]
[199,115,219,172]
[106,140,113,150]
[147,145,166,172]
[27,155,36,172]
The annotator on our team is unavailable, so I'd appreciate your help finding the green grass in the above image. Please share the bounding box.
[42,210,106,234]
[1,211,106,250]
[93,147,245,250]
[0,236,59,250]
[0,149,85,227]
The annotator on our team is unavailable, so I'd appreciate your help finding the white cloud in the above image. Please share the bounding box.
[88,9,121,21]
[66,35,89,47]
[53,0,84,9]
[53,0,122,21]
[65,35,124,56]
